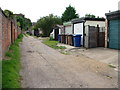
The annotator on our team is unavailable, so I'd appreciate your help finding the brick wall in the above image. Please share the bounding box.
[2,13,11,60]
[0,8,21,60]
[0,10,2,60]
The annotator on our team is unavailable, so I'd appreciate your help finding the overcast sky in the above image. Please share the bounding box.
[0,0,119,22]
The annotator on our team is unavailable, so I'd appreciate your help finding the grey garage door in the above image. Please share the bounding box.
[109,20,120,49]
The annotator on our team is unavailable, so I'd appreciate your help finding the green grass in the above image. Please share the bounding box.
[2,34,23,88]
[42,38,66,49]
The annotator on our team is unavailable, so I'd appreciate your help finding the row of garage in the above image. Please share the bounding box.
[51,10,120,50]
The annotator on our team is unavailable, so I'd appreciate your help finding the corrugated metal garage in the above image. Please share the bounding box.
[109,20,120,49]
[105,10,120,50]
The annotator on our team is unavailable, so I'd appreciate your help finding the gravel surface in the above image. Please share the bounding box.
[20,36,118,88]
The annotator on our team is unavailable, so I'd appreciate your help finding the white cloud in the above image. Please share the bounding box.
[0,0,119,22]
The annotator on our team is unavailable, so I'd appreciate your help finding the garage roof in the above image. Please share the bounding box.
[63,21,72,26]
[72,17,105,24]
[105,10,120,20]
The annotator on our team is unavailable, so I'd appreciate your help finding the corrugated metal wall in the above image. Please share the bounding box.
[65,25,72,34]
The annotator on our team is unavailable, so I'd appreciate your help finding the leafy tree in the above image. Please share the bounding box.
[15,15,32,30]
[34,14,62,37]
[24,18,32,30]
[4,9,14,18]
[4,9,32,30]
[85,14,96,18]
[15,15,26,30]
[61,5,79,22]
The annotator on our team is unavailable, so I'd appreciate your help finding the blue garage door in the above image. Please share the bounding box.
[109,20,120,49]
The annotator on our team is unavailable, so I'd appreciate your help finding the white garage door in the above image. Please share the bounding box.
[74,23,83,45]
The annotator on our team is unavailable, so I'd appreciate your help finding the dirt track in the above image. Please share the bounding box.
[20,36,118,88]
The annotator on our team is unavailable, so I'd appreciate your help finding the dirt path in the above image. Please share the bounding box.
[20,36,118,88]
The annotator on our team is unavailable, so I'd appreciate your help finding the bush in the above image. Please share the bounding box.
[18,34,23,39]
[49,36,54,41]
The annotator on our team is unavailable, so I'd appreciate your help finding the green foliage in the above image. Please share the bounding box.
[49,36,54,41]
[5,52,12,57]
[18,33,24,39]
[25,18,32,30]
[15,14,32,31]
[15,15,25,30]
[3,9,32,31]
[42,38,66,49]
[4,9,14,18]
[2,34,23,88]
[34,14,62,37]
[61,5,79,22]
[85,14,96,18]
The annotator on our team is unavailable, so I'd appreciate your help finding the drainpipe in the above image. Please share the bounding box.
[83,20,86,47]
[72,23,74,34]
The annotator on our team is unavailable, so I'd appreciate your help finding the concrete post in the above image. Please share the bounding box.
[105,19,108,48]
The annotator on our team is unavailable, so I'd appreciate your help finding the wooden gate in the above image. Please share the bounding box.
[98,27,105,47]
[89,26,98,48]
[84,25,105,48]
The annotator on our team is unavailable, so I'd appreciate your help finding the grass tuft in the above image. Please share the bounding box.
[108,64,116,68]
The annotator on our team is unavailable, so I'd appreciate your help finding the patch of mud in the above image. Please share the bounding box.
[27,50,34,53]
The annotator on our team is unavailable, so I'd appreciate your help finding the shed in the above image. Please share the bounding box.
[72,17,105,46]
[50,25,64,40]
[105,10,120,49]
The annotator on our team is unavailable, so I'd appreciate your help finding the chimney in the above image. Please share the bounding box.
[118,1,120,10]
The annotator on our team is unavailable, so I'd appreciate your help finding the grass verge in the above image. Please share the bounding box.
[42,38,66,49]
[2,34,23,88]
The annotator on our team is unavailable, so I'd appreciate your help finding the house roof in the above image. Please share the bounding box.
[105,10,120,20]
[56,24,64,28]
[53,24,64,30]
[72,17,105,24]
